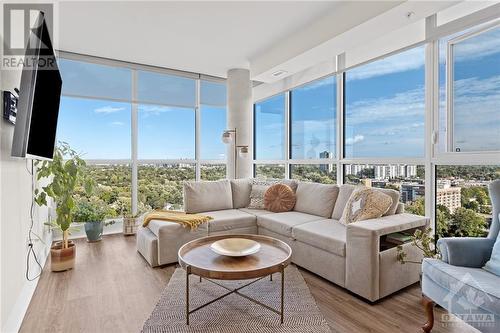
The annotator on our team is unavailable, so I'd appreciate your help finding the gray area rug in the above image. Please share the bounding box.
[142,265,332,332]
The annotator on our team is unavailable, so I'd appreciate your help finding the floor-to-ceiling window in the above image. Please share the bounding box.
[434,21,500,238]
[253,16,500,232]
[253,75,337,183]
[343,46,426,213]
[57,55,227,218]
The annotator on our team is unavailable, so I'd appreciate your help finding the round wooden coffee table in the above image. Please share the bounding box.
[178,234,292,325]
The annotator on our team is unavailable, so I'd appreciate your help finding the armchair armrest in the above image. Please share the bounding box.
[437,237,495,268]
[345,213,429,301]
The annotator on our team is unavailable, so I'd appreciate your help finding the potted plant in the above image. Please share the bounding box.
[397,227,440,265]
[34,142,94,271]
[73,198,115,242]
[123,204,148,236]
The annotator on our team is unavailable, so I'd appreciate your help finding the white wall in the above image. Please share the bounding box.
[0,15,52,333]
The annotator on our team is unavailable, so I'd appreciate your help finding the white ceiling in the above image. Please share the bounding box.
[56,1,462,81]
[58,1,340,77]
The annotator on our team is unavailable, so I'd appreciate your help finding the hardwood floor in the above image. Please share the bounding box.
[20,234,477,333]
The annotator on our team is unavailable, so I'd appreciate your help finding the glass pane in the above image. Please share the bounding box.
[57,97,131,159]
[201,164,226,181]
[254,164,285,179]
[435,165,499,239]
[344,46,425,158]
[254,94,285,159]
[344,164,425,215]
[59,59,132,100]
[80,164,132,217]
[200,106,226,160]
[137,71,196,107]
[451,26,500,152]
[290,164,336,184]
[291,76,336,159]
[201,80,226,107]
[138,105,195,159]
[138,164,195,210]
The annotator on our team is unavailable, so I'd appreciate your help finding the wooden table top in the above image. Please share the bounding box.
[178,234,292,280]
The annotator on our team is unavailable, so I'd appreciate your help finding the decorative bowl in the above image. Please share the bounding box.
[210,238,261,257]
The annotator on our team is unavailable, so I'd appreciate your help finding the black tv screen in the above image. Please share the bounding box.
[11,12,62,160]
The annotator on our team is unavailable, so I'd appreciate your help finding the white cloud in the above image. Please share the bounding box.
[110,121,124,126]
[345,135,364,145]
[451,75,500,151]
[349,46,425,81]
[346,86,425,126]
[94,106,125,114]
[453,27,500,63]
[138,105,174,116]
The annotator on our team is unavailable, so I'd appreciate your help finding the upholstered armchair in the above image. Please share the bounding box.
[421,179,500,332]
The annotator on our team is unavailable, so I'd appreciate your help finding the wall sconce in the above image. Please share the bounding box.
[222,128,249,178]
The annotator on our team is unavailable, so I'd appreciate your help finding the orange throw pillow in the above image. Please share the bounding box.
[264,184,296,213]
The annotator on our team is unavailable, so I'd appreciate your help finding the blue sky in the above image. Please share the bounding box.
[57,26,499,160]
[57,60,226,160]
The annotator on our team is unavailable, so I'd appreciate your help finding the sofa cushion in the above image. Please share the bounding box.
[377,188,400,216]
[238,208,274,216]
[292,219,346,257]
[183,180,233,213]
[423,258,500,315]
[230,178,252,208]
[294,182,339,218]
[332,184,357,220]
[257,211,323,238]
[202,209,257,233]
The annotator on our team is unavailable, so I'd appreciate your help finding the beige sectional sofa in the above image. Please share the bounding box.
[137,179,429,302]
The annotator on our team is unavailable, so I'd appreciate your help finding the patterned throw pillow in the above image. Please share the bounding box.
[248,185,268,209]
[264,184,296,212]
[339,188,393,225]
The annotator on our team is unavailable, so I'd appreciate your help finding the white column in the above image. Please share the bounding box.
[227,68,253,179]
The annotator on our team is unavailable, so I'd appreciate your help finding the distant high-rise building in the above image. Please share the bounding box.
[400,183,425,203]
[436,186,461,213]
[319,151,333,172]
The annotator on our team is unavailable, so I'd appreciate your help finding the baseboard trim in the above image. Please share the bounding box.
[1,239,51,333]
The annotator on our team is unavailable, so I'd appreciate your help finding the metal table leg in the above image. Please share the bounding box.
[281,264,285,324]
[186,266,191,325]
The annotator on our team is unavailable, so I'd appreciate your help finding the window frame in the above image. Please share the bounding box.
[58,51,227,215]
[444,21,500,154]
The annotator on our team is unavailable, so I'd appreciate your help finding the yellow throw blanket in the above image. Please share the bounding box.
[142,210,213,230]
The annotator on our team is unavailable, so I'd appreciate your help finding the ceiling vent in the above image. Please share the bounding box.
[272,70,288,77]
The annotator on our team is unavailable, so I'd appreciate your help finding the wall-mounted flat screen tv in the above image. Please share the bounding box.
[11,11,62,160]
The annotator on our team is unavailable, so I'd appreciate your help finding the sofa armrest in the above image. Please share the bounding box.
[437,237,495,268]
[345,213,429,301]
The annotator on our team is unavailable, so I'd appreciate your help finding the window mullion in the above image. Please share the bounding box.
[285,91,291,179]
[195,79,201,181]
[131,69,138,216]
